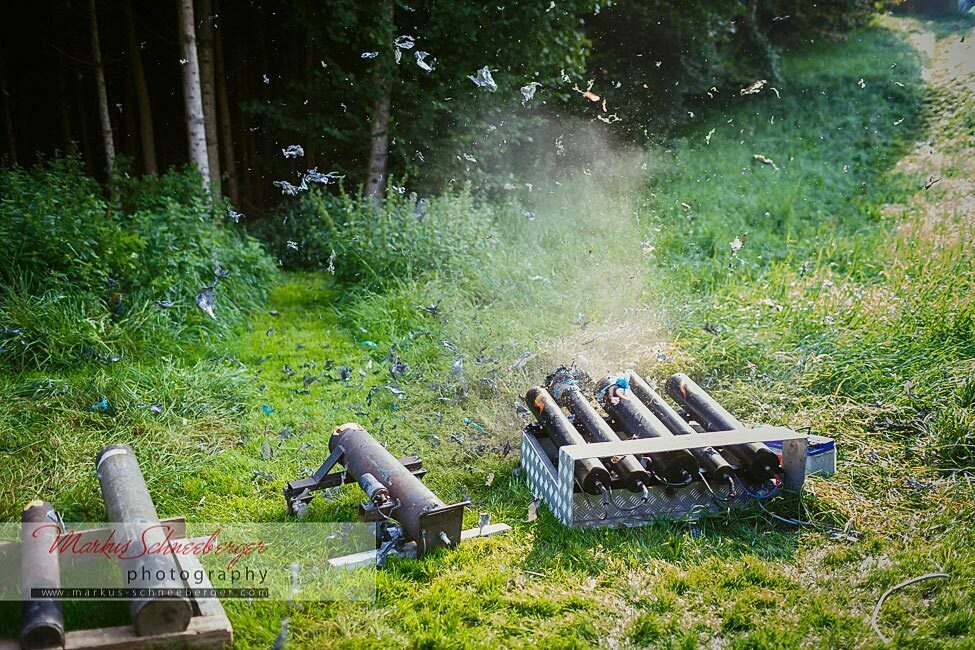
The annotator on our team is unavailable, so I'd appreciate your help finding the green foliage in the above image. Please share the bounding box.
[764,0,894,44]
[0,157,140,290]
[0,158,277,369]
[258,186,498,290]
[245,0,598,191]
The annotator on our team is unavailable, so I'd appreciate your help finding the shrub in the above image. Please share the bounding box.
[0,157,277,369]
[258,185,498,290]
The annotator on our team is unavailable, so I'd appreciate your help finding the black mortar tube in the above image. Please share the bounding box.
[548,377,651,493]
[525,386,612,495]
[664,373,781,481]
[627,371,734,480]
[96,444,193,636]
[20,500,64,650]
[595,376,700,485]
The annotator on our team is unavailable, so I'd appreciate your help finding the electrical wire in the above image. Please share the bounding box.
[699,472,737,503]
[609,483,652,512]
[654,472,695,489]
[736,472,862,541]
[870,573,950,643]
[597,483,611,520]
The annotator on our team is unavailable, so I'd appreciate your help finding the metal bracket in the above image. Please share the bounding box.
[284,454,427,515]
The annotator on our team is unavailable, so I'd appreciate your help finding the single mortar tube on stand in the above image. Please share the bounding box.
[664,373,781,482]
[328,423,466,556]
[95,444,193,636]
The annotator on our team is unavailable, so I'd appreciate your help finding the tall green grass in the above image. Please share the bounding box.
[0,157,277,369]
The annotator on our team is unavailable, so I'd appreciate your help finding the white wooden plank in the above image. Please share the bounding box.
[560,426,803,460]
[329,523,513,570]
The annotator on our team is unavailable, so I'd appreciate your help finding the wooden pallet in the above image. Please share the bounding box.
[0,518,232,650]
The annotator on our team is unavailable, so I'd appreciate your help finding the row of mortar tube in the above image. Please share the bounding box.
[524,371,781,497]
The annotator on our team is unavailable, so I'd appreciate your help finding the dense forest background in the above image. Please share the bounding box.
[1,0,890,209]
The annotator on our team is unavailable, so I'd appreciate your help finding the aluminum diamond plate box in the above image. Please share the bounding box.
[521,425,833,528]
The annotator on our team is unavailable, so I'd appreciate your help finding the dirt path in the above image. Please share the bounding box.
[888,17,975,240]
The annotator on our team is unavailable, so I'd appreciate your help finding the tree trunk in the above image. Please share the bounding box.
[195,0,221,193]
[364,0,395,201]
[0,48,16,165]
[177,0,210,188]
[365,89,392,200]
[89,0,115,175]
[213,9,239,205]
[122,0,157,174]
[76,71,94,175]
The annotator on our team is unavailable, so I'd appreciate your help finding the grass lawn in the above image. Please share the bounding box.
[2,15,974,648]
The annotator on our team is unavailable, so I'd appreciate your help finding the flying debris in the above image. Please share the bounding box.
[468,66,497,91]
[857,78,866,89]
[574,79,600,102]
[740,79,767,95]
[227,207,244,223]
[212,257,230,279]
[274,169,345,196]
[361,51,379,59]
[415,51,435,72]
[706,128,715,145]
[196,285,217,320]
[509,351,533,370]
[282,145,304,159]
[286,241,299,251]
[393,35,415,50]
[753,154,779,171]
[393,35,416,65]
[303,168,344,185]
[521,81,541,104]
[273,180,304,196]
